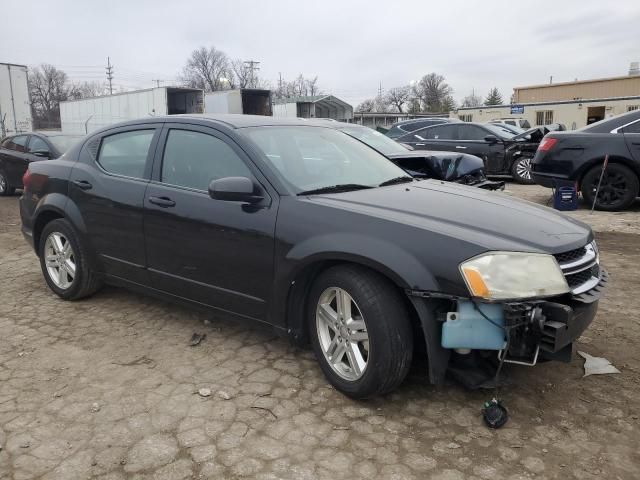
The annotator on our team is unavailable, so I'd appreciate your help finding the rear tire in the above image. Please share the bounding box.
[511,156,535,184]
[307,265,413,399]
[39,218,103,300]
[581,163,639,211]
[0,170,14,196]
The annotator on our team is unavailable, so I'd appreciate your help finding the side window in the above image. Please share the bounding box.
[8,135,29,152]
[458,125,488,141]
[28,136,49,153]
[418,125,457,140]
[622,121,640,134]
[161,130,252,191]
[0,138,12,148]
[97,130,155,179]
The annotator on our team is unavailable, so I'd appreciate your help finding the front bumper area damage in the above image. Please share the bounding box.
[407,269,608,385]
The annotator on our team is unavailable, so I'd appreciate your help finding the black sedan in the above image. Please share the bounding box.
[20,114,606,398]
[532,110,640,211]
[396,122,544,183]
[384,117,458,139]
[0,132,83,195]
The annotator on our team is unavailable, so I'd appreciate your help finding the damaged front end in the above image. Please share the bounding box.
[387,151,504,190]
[408,241,607,385]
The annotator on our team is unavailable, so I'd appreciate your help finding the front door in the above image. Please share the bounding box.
[454,124,507,174]
[143,124,277,321]
[400,124,459,152]
[69,125,161,284]
[1,135,30,186]
[622,119,640,162]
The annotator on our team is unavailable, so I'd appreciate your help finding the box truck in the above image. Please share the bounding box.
[0,63,33,137]
[205,89,272,116]
[59,87,204,134]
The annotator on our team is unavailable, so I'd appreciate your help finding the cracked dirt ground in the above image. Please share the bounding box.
[0,185,639,480]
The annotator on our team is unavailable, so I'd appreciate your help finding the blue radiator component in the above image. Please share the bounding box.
[441,301,506,350]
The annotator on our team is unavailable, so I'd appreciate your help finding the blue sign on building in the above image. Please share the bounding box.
[510,105,525,115]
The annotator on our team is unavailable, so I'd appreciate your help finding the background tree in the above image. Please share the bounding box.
[181,46,232,92]
[484,87,504,106]
[461,91,482,108]
[69,81,105,100]
[356,99,376,112]
[385,86,411,113]
[273,74,322,100]
[28,64,71,129]
[413,73,453,112]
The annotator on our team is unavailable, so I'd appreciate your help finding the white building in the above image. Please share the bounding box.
[273,95,353,121]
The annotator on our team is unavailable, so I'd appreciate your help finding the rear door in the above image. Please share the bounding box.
[399,124,459,151]
[621,119,640,162]
[1,135,30,186]
[69,124,161,284]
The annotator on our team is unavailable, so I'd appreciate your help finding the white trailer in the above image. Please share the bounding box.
[59,87,204,134]
[0,63,33,137]
[204,89,272,116]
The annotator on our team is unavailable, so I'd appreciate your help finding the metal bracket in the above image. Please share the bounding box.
[497,345,540,367]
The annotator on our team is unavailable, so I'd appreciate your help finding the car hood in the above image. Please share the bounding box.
[386,151,485,180]
[305,180,592,253]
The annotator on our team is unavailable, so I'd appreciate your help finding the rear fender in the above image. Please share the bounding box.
[32,194,91,254]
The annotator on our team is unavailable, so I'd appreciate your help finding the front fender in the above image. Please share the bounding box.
[285,232,439,291]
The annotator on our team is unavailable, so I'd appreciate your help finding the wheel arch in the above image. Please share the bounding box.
[576,154,640,189]
[32,195,89,256]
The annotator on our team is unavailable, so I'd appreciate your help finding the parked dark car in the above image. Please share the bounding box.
[333,123,503,189]
[0,132,83,195]
[396,122,548,184]
[532,110,640,211]
[20,114,606,398]
[384,117,458,139]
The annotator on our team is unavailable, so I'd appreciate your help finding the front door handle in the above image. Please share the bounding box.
[415,143,425,146]
[72,180,93,190]
[148,196,176,208]
[455,146,467,149]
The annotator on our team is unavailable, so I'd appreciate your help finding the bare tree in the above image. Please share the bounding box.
[356,99,376,112]
[229,59,251,89]
[413,73,453,112]
[461,91,482,108]
[69,81,105,100]
[385,86,411,113]
[306,76,320,96]
[273,74,322,99]
[181,46,232,92]
[28,64,71,129]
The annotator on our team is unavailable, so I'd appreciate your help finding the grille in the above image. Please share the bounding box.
[554,247,587,264]
[565,264,600,289]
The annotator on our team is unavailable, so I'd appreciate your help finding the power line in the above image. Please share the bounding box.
[105,57,114,95]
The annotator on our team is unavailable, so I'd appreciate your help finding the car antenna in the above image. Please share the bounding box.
[590,155,609,214]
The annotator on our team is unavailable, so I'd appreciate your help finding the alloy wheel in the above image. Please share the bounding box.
[44,232,76,289]
[0,173,6,194]
[316,287,369,381]
[515,157,532,180]
[590,171,628,207]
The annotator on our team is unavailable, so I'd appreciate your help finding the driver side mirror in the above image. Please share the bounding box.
[484,135,499,144]
[208,176,263,204]
[31,150,50,158]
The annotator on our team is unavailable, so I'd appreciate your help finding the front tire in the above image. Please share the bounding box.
[39,218,103,300]
[308,265,413,399]
[511,156,535,184]
[581,163,639,211]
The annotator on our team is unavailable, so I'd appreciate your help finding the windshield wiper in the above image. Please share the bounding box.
[297,184,373,196]
[379,176,414,187]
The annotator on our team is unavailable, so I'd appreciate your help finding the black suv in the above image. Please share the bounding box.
[532,110,640,211]
[20,114,606,398]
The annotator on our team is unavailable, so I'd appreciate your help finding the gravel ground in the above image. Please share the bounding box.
[0,184,638,480]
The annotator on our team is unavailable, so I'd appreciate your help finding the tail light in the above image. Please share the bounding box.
[22,169,32,191]
[537,137,557,152]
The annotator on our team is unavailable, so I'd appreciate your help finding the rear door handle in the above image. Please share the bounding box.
[148,196,176,208]
[415,143,425,146]
[72,180,93,190]
[455,146,467,149]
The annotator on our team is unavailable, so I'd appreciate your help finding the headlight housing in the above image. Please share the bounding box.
[460,252,569,300]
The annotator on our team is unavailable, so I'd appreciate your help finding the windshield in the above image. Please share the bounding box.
[483,124,517,139]
[243,126,410,194]
[48,135,83,153]
[339,126,409,156]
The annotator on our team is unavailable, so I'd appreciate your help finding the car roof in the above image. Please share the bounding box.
[32,131,84,137]
[157,114,332,129]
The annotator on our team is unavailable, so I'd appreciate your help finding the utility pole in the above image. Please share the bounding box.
[106,57,114,95]
[244,60,260,88]
[378,81,383,98]
[152,79,163,88]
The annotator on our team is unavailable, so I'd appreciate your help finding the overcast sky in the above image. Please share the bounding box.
[2,0,639,107]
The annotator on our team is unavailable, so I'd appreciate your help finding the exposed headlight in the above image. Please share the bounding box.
[460,252,570,300]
